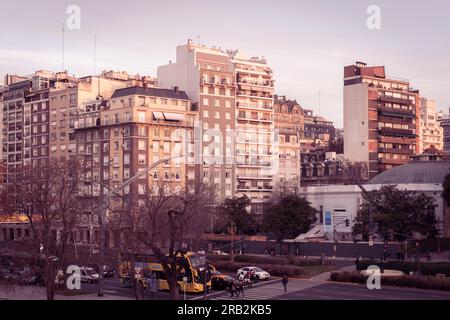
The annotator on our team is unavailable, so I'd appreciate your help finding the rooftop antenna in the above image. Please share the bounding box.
[318,91,321,115]
[62,23,65,72]
[196,35,200,45]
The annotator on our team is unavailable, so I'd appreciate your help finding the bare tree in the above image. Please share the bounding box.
[4,158,86,300]
[128,181,216,300]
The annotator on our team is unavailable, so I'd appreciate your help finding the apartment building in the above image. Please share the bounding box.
[274,96,302,188]
[419,97,443,153]
[344,62,420,179]
[438,108,450,156]
[75,86,197,215]
[302,109,335,152]
[231,52,276,214]
[158,40,236,203]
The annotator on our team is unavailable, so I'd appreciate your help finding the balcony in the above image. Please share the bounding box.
[379,127,416,138]
[236,161,272,167]
[237,115,274,123]
[378,105,415,118]
[378,147,412,155]
[237,185,273,192]
[236,174,273,180]
[236,102,273,110]
[378,95,413,106]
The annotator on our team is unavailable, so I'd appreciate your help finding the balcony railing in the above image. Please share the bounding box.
[378,95,413,105]
[379,127,415,137]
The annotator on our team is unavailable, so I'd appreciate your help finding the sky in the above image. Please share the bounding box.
[1,0,450,128]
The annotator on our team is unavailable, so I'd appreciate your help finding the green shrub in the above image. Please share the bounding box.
[330,271,450,291]
[356,260,450,276]
[208,254,328,267]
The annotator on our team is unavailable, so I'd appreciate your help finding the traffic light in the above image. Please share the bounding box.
[345,219,350,227]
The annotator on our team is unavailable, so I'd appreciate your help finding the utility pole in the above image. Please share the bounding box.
[228,221,237,263]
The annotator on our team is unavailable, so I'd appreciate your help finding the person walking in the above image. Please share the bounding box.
[237,280,245,298]
[282,274,289,293]
[229,280,236,298]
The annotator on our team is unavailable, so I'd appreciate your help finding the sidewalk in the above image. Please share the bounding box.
[0,285,133,300]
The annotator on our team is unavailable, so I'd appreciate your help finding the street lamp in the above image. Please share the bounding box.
[94,155,183,297]
[227,221,237,263]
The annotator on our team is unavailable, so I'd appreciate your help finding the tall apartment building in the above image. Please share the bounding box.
[158,40,236,203]
[438,108,450,156]
[419,97,443,152]
[231,52,276,214]
[74,86,197,217]
[158,40,277,213]
[274,96,302,188]
[343,62,420,178]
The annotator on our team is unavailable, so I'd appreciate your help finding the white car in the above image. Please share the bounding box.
[236,266,270,280]
[210,250,228,256]
[80,267,99,284]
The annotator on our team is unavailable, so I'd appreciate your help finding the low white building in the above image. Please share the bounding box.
[300,159,450,239]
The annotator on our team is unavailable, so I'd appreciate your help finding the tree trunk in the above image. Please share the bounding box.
[168,275,180,300]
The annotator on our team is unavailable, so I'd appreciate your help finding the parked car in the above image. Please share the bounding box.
[210,271,234,290]
[88,264,116,278]
[210,250,228,256]
[237,266,270,280]
[80,267,99,284]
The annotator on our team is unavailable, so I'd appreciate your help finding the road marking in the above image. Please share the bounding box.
[104,290,119,293]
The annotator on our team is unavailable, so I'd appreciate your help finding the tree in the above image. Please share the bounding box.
[354,185,439,241]
[123,181,215,300]
[2,158,86,300]
[262,193,317,241]
[442,172,450,208]
[218,195,256,235]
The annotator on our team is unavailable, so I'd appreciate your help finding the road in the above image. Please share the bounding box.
[80,274,450,301]
[81,277,198,300]
[281,282,450,300]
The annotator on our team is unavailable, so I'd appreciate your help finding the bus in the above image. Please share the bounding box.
[118,251,215,293]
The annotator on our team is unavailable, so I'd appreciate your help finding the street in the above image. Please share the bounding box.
[281,282,450,300]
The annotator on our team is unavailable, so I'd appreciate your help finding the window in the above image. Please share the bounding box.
[163,142,171,153]
[138,154,146,165]
[137,111,146,122]
[225,101,231,108]
[138,184,146,195]
[203,110,209,118]
[215,112,220,119]
[214,100,220,107]
[138,139,147,150]
[124,154,130,165]
[203,98,209,106]
[125,112,131,121]
[152,141,159,151]
[225,112,230,120]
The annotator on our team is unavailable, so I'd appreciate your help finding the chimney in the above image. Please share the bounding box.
[174,86,179,94]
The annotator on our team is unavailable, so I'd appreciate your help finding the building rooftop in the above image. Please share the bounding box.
[369,160,450,185]
[111,86,190,100]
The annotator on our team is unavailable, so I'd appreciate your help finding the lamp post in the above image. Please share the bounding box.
[94,155,183,297]
[227,221,237,263]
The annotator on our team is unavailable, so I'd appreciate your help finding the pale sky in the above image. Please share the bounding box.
[1,0,450,127]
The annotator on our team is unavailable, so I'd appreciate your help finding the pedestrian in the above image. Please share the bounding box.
[282,273,288,293]
[355,256,360,269]
[230,280,236,298]
[237,280,245,298]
